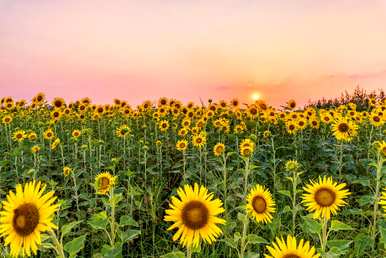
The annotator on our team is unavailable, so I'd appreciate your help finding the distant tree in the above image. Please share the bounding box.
[306,86,385,110]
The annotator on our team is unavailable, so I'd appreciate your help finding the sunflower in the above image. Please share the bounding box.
[331,117,358,142]
[31,145,41,154]
[376,140,386,157]
[285,160,300,172]
[28,132,37,141]
[176,139,188,152]
[379,188,386,216]
[265,235,320,258]
[192,133,206,149]
[178,127,189,137]
[43,128,55,140]
[164,183,225,248]
[12,130,27,142]
[115,125,131,138]
[72,129,81,138]
[302,176,351,220]
[369,112,384,127]
[239,138,255,157]
[2,115,12,124]
[63,166,73,177]
[287,99,296,110]
[286,121,298,135]
[213,143,225,157]
[158,120,170,132]
[95,172,117,195]
[0,181,59,257]
[51,138,61,150]
[246,184,275,224]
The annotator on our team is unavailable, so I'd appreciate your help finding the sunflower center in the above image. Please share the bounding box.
[373,116,380,122]
[252,196,267,213]
[100,177,110,190]
[196,138,202,144]
[181,201,209,229]
[338,123,349,132]
[289,125,295,130]
[283,254,301,258]
[315,188,336,207]
[13,203,40,236]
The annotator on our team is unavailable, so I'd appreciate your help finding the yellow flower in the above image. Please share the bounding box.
[192,133,206,149]
[287,99,297,110]
[43,128,55,140]
[285,160,300,172]
[246,184,275,224]
[51,138,61,150]
[0,181,59,257]
[158,120,170,132]
[2,115,12,124]
[265,235,320,258]
[71,129,81,138]
[12,130,27,142]
[239,138,255,157]
[28,132,37,141]
[176,140,188,152]
[115,125,131,138]
[302,176,351,220]
[164,183,225,248]
[379,188,386,216]
[31,145,41,154]
[376,140,386,157]
[331,117,358,142]
[95,172,117,195]
[213,143,225,157]
[63,166,73,177]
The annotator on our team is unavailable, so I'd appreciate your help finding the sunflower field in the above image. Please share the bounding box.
[0,93,385,258]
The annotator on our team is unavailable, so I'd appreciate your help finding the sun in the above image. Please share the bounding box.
[250,91,261,101]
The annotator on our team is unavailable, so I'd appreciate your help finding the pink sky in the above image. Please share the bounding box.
[1,0,386,106]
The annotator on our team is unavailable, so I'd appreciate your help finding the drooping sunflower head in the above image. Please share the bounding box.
[63,166,73,177]
[265,235,320,258]
[246,184,276,224]
[164,183,225,248]
[287,99,297,110]
[302,176,351,220]
[213,143,225,157]
[379,188,386,216]
[31,145,41,154]
[115,124,131,138]
[95,172,117,195]
[0,181,59,257]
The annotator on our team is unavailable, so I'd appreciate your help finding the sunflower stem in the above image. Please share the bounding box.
[371,153,383,250]
[320,218,329,254]
[186,246,192,258]
[49,230,66,258]
[239,215,249,258]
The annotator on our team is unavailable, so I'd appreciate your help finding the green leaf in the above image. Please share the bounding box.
[278,190,292,199]
[119,215,139,227]
[119,229,141,242]
[160,251,185,258]
[327,240,352,250]
[330,220,353,231]
[223,238,237,249]
[61,220,82,238]
[237,212,248,224]
[247,234,268,244]
[302,217,322,235]
[64,234,87,256]
[88,211,108,231]
[353,232,372,256]
[233,232,241,243]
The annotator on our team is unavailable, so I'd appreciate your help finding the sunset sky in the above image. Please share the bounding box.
[1,0,386,106]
